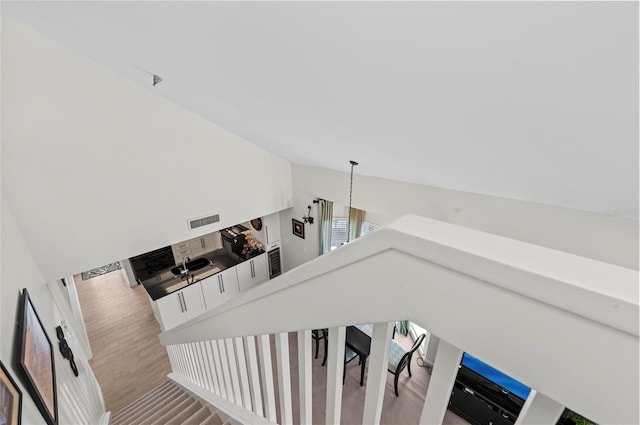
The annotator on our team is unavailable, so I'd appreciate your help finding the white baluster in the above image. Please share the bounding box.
[419,338,462,424]
[515,389,565,425]
[234,337,252,411]
[326,326,346,425]
[167,345,177,372]
[206,340,222,396]
[258,334,277,422]
[194,342,207,388]
[225,338,243,405]
[218,339,235,402]
[244,335,264,416]
[212,339,227,398]
[182,344,195,382]
[187,343,198,383]
[275,332,293,425]
[175,344,186,377]
[298,330,312,425]
[197,341,213,392]
[190,343,202,385]
[363,322,395,425]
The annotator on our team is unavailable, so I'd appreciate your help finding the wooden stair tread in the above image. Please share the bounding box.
[110,380,227,425]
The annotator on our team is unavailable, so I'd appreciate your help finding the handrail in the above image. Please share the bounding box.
[160,215,639,424]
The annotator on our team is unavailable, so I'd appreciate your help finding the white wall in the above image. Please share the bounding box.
[281,164,639,271]
[1,17,292,282]
[1,199,106,425]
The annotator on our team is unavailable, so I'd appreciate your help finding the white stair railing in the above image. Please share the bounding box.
[159,215,638,425]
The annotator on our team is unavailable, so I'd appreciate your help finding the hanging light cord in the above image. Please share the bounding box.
[346,160,358,243]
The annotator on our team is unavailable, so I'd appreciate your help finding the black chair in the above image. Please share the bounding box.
[388,333,427,396]
[343,347,359,384]
[312,329,328,366]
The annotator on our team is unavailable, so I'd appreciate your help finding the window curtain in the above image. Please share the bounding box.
[318,199,334,255]
[348,207,365,242]
[396,320,411,336]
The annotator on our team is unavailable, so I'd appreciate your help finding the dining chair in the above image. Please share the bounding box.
[312,329,328,366]
[388,333,427,396]
[343,347,359,384]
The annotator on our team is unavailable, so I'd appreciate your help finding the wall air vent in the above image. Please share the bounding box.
[188,214,220,230]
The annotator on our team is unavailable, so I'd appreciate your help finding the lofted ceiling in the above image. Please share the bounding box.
[2,1,638,217]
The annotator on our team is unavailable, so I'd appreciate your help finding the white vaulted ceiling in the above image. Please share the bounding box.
[2,1,638,216]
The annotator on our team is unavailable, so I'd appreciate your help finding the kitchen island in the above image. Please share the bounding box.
[141,248,267,330]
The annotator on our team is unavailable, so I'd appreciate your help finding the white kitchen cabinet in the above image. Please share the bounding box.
[190,232,221,257]
[263,212,281,246]
[182,282,206,320]
[172,241,192,264]
[201,268,239,310]
[237,253,268,292]
[154,282,205,331]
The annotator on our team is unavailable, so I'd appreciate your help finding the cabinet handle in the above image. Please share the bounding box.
[179,293,186,312]
[201,239,205,249]
[218,275,223,294]
[265,226,270,243]
[250,260,255,278]
[221,276,225,293]
[501,413,509,419]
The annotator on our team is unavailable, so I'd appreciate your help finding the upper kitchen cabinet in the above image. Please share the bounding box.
[172,232,223,264]
[190,232,222,258]
[263,212,281,246]
[172,241,192,264]
[250,212,281,249]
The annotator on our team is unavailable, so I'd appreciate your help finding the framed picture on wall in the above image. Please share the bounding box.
[0,361,22,425]
[16,289,58,425]
[292,218,305,239]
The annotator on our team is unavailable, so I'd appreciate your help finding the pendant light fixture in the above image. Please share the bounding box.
[346,160,359,243]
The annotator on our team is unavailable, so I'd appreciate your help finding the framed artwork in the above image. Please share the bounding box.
[292,218,305,239]
[16,289,57,425]
[0,361,22,425]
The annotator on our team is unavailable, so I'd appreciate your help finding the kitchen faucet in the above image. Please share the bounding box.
[182,257,190,273]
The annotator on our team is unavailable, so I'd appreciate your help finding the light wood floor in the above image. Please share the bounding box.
[74,267,171,412]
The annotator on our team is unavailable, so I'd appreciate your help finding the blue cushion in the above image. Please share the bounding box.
[388,340,407,372]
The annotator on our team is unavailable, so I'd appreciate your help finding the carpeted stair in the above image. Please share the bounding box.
[109,380,232,425]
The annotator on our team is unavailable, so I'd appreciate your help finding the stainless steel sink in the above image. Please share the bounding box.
[170,257,213,276]
[186,257,212,271]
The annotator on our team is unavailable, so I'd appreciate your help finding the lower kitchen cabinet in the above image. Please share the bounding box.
[152,253,269,330]
[237,253,268,292]
[155,282,205,331]
[201,268,239,310]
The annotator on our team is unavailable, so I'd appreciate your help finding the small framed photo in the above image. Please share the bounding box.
[0,361,22,425]
[292,218,305,239]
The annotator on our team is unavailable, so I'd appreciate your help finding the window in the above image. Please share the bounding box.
[331,219,378,249]
[331,218,348,249]
[361,221,377,236]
